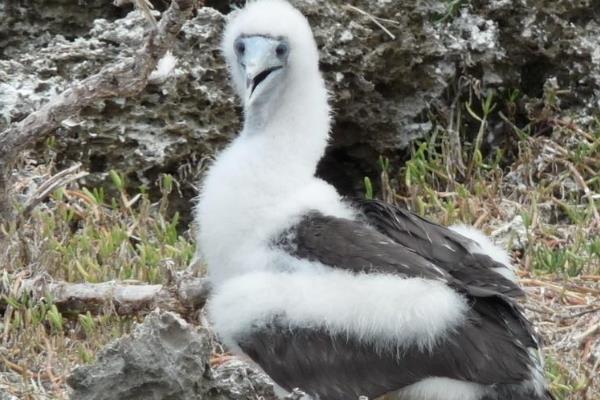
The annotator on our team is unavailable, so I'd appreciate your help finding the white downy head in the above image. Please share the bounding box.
[222,0,330,150]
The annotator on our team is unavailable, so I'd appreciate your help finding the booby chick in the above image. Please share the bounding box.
[195,1,553,399]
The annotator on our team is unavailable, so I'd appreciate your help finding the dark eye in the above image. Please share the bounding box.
[234,40,245,55]
[275,43,288,58]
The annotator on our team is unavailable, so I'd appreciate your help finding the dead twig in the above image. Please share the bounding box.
[343,5,397,40]
[521,278,589,304]
[574,321,600,346]
[114,0,158,27]
[21,163,89,217]
[560,160,600,227]
[3,275,211,317]
[0,0,194,218]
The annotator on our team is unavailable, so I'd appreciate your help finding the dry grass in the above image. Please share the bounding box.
[368,86,600,400]
[1,158,196,399]
[1,86,599,399]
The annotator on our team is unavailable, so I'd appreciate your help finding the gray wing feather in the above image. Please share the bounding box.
[235,211,543,399]
[355,199,523,297]
[239,303,535,400]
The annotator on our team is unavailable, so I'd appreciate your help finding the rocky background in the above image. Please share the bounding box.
[2,0,599,207]
[1,0,600,399]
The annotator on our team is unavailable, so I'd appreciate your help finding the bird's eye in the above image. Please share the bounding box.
[235,40,245,56]
[275,43,288,58]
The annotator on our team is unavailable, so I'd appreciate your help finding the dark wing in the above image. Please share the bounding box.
[239,310,534,400]
[354,199,523,297]
[283,211,521,298]
[238,212,541,400]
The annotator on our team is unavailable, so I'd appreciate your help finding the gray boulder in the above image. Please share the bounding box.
[68,310,213,400]
[67,310,279,400]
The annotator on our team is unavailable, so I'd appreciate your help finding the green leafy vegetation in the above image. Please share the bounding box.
[0,170,195,398]
[545,356,589,400]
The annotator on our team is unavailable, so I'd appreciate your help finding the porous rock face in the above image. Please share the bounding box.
[67,311,212,400]
[67,310,279,400]
[1,0,599,197]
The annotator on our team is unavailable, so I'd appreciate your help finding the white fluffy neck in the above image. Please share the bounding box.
[195,69,350,285]
[241,71,330,176]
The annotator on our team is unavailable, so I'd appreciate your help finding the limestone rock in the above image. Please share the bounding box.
[67,310,281,400]
[68,310,213,400]
[1,0,599,197]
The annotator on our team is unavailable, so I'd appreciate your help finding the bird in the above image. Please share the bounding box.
[195,1,553,399]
